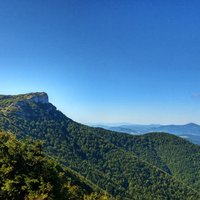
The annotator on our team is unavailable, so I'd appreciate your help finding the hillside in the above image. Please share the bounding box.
[0,92,200,199]
[0,131,109,200]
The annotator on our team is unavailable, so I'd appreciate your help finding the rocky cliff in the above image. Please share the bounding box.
[25,92,49,104]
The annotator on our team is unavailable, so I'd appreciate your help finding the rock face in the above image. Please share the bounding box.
[26,92,49,104]
[0,93,50,116]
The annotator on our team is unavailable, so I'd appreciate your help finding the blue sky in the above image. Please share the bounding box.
[0,0,200,124]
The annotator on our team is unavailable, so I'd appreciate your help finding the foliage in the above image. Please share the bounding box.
[0,93,200,199]
[0,132,107,200]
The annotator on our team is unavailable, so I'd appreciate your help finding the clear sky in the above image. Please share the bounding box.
[0,0,200,124]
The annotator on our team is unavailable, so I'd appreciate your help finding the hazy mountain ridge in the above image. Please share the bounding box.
[96,123,200,145]
[0,93,200,199]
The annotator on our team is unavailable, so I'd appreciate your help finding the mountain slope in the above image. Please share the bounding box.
[105,131,200,189]
[0,131,108,200]
[0,92,200,199]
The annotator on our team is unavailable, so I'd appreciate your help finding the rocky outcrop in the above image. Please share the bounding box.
[26,92,49,104]
[0,93,50,116]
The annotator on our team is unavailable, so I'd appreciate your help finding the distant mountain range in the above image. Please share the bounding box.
[94,123,200,145]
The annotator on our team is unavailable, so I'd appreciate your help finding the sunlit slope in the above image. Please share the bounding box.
[0,93,200,199]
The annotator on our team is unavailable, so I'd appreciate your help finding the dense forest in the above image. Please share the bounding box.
[0,131,110,200]
[0,93,200,199]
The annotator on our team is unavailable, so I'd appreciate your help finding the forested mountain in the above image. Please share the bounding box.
[0,131,109,200]
[0,92,200,199]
